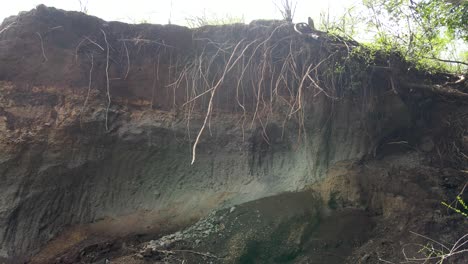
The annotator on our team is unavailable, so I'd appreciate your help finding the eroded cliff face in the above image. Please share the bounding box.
[0,5,461,262]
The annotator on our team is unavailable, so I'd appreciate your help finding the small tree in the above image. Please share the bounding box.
[78,0,88,14]
[274,0,296,23]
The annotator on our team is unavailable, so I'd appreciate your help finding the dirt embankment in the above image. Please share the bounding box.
[0,5,467,264]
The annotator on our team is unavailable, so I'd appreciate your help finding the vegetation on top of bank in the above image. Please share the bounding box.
[317,0,467,73]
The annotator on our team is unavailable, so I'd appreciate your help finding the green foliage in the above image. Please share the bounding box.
[397,192,468,263]
[327,43,390,94]
[416,242,449,262]
[323,0,467,73]
[442,195,468,217]
[365,0,466,72]
[417,0,468,41]
[318,7,360,39]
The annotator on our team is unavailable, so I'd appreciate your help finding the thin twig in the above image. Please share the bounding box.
[423,56,468,67]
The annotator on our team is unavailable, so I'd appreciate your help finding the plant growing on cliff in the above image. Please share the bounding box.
[274,0,297,22]
[442,195,468,218]
[182,24,368,163]
[398,231,468,263]
[321,0,467,73]
[394,185,468,264]
[185,10,245,28]
[78,0,89,14]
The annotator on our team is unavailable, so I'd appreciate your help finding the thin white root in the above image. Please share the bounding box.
[0,22,16,35]
[155,249,220,259]
[101,29,111,131]
[123,41,130,79]
[84,36,105,50]
[191,39,245,164]
[80,53,94,127]
[35,32,47,62]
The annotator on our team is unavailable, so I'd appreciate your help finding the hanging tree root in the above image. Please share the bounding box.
[0,22,16,35]
[100,29,111,131]
[163,23,358,164]
[35,32,48,63]
[74,22,371,163]
[80,53,94,128]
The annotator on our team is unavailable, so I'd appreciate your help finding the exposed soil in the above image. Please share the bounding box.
[36,158,467,264]
[0,5,467,264]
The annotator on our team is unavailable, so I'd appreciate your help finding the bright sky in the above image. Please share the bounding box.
[0,0,358,26]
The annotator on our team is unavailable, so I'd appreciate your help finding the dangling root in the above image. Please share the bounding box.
[101,29,111,131]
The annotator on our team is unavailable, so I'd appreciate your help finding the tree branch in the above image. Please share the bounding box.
[423,56,468,67]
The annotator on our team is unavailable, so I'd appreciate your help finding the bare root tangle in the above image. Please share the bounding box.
[399,231,468,263]
[75,36,105,63]
[101,29,111,131]
[191,39,246,164]
[9,20,365,164]
[376,232,468,264]
[133,22,364,163]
